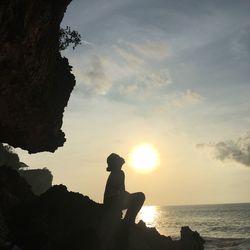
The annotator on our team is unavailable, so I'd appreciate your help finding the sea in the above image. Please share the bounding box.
[136,203,250,250]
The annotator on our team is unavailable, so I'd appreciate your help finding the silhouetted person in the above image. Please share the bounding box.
[104,153,145,224]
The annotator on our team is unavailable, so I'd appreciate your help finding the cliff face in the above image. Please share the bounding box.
[0,0,75,153]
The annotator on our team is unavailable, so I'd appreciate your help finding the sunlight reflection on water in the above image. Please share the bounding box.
[134,204,250,249]
[137,205,158,227]
[135,203,250,241]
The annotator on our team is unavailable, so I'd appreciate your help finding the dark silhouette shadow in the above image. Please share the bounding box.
[103,153,145,225]
[0,166,205,250]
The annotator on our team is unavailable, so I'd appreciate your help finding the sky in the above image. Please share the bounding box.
[17,0,250,205]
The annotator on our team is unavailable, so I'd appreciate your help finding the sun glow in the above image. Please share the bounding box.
[129,144,159,173]
[138,206,158,226]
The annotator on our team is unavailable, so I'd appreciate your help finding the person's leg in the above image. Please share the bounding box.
[104,195,123,219]
[123,192,145,224]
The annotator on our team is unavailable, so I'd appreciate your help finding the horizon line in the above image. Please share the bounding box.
[144,201,250,207]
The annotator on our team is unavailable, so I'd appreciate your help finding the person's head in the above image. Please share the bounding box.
[106,153,125,172]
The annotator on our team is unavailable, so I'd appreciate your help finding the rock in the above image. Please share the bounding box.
[9,185,102,250]
[0,211,9,247]
[99,219,204,250]
[0,166,35,248]
[0,0,75,153]
[180,226,205,250]
[19,168,53,195]
[0,166,34,215]
[129,220,178,250]
[0,168,205,250]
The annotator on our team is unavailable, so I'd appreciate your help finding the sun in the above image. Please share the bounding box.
[129,144,159,173]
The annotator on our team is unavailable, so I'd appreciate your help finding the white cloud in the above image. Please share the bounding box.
[74,40,172,100]
[75,56,112,95]
[82,40,94,47]
[114,46,144,65]
[118,39,170,59]
[110,41,172,97]
[171,89,204,107]
[198,132,250,167]
[72,40,203,112]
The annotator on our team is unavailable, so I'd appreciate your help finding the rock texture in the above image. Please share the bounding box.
[19,168,53,195]
[0,167,205,250]
[0,0,75,153]
[0,166,34,247]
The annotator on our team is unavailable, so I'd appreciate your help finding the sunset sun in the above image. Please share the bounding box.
[129,144,159,173]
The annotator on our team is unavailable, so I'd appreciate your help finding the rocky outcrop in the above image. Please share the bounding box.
[0,167,205,250]
[0,143,20,170]
[19,168,53,195]
[0,143,53,194]
[5,183,103,250]
[0,0,75,153]
[0,166,34,214]
[0,166,34,248]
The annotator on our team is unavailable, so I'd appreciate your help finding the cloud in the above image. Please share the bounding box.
[118,40,170,59]
[82,40,94,47]
[113,43,172,92]
[231,25,250,58]
[112,68,172,96]
[198,132,250,167]
[75,56,112,95]
[111,41,172,91]
[114,46,144,65]
[150,89,204,115]
[72,38,205,114]
[74,40,172,100]
[170,89,203,107]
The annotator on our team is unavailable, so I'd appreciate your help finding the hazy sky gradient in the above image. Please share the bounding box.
[17,0,250,205]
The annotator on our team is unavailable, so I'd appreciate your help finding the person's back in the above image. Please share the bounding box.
[104,168,125,205]
[103,153,145,224]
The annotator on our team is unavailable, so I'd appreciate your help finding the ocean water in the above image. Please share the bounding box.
[136,203,250,250]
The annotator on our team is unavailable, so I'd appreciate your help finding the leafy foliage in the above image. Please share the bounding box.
[59,26,82,51]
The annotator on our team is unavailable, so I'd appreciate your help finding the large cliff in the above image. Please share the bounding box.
[0,0,75,153]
